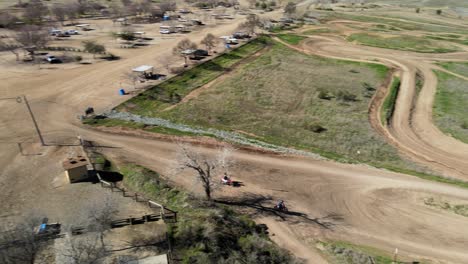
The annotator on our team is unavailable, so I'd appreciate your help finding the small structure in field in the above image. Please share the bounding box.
[62,156,89,183]
[132,65,154,78]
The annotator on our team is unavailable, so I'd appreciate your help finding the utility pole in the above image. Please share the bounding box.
[0,95,44,145]
[22,95,45,146]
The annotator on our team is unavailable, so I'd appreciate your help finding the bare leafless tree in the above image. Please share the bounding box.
[201,33,218,54]
[0,37,21,61]
[15,26,49,48]
[171,144,234,200]
[159,1,176,13]
[173,38,197,66]
[22,0,49,24]
[63,3,80,25]
[123,71,139,89]
[238,14,261,35]
[284,2,297,18]
[85,197,118,248]
[14,25,49,62]
[158,54,172,72]
[51,4,67,25]
[0,13,20,28]
[60,234,107,264]
[0,214,46,264]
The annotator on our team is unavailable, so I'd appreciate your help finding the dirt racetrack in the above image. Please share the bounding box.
[1,11,468,264]
[294,35,468,180]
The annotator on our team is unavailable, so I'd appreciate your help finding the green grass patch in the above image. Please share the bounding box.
[118,163,298,263]
[347,33,460,53]
[381,77,401,125]
[325,12,468,34]
[276,34,306,45]
[319,240,417,264]
[433,70,468,143]
[302,28,335,35]
[437,61,468,77]
[153,40,426,171]
[116,37,270,116]
[426,35,468,46]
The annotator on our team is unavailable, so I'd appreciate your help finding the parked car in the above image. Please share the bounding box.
[226,38,239,44]
[160,29,171,34]
[49,29,62,36]
[66,29,79,35]
[44,55,62,63]
[233,32,251,39]
[193,49,209,57]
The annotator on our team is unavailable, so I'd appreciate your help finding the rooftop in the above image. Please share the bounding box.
[62,156,89,170]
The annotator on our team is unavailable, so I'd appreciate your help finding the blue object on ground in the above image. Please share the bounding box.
[119,89,126,95]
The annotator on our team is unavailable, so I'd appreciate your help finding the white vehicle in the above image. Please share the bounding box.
[160,29,171,34]
[49,29,62,36]
[44,55,61,63]
[226,38,238,44]
[66,29,79,35]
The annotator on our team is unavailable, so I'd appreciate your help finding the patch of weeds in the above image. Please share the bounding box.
[276,34,306,45]
[424,197,468,217]
[116,37,271,115]
[317,240,412,264]
[381,77,400,125]
[347,33,460,53]
[433,70,468,143]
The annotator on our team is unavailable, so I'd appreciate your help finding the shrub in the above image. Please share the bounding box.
[318,89,333,100]
[461,121,468,130]
[362,82,375,91]
[337,90,357,102]
[101,53,120,61]
[306,123,327,133]
[119,31,136,41]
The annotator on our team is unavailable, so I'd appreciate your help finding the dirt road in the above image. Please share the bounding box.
[2,14,468,264]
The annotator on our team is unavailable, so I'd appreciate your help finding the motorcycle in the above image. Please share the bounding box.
[274,204,288,212]
[221,177,233,186]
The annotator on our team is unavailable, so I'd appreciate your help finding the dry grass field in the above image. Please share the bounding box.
[433,70,468,144]
[145,41,425,171]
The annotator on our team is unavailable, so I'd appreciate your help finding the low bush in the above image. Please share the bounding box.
[462,121,468,130]
[305,123,327,133]
[318,89,333,100]
[336,90,357,102]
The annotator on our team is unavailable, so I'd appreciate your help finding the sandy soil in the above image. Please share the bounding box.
[2,7,468,264]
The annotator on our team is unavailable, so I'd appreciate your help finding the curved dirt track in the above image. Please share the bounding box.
[297,35,468,180]
[1,16,468,264]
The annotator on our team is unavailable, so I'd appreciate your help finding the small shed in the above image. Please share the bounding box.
[132,65,154,78]
[63,156,89,183]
